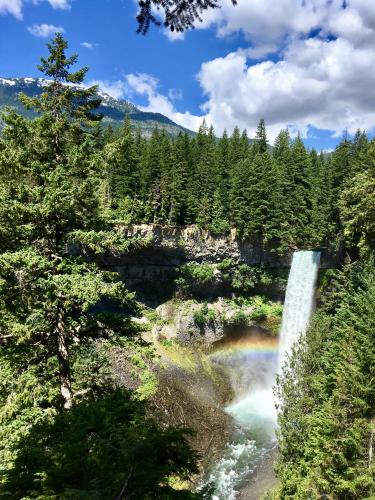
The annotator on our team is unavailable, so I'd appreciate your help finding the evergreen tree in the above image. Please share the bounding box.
[288,134,313,246]
[340,140,375,256]
[217,129,231,213]
[104,116,139,207]
[230,158,253,237]
[136,0,237,34]
[168,133,191,224]
[229,126,245,165]
[253,118,268,155]
[0,34,133,412]
[194,121,218,228]
[276,261,375,498]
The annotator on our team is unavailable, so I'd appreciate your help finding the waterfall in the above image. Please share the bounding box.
[203,250,321,499]
[278,250,321,371]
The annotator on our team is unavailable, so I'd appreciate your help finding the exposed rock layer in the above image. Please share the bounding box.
[99,224,342,304]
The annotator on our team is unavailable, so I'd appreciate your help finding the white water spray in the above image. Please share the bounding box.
[278,250,321,371]
[205,250,321,498]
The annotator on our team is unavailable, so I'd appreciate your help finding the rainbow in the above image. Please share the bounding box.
[210,336,279,360]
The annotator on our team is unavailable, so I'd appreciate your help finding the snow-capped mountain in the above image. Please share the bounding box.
[0,77,193,137]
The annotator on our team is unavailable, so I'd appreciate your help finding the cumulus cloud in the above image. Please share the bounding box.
[161,0,375,140]
[197,34,375,139]
[125,73,204,131]
[0,0,23,18]
[200,0,320,45]
[0,0,70,19]
[27,23,64,37]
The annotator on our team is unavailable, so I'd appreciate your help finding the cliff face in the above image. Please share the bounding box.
[120,224,289,266]
[119,224,340,267]
[99,224,341,304]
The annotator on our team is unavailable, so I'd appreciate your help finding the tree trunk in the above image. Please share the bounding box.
[369,417,375,466]
[56,306,73,410]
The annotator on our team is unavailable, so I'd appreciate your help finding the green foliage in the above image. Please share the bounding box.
[276,260,375,498]
[225,309,249,327]
[231,264,261,291]
[3,35,375,499]
[193,303,217,325]
[0,36,201,498]
[340,141,375,256]
[216,258,235,271]
[72,229,152,255]
[1,388,199,499]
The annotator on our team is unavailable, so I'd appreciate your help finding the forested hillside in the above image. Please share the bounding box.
[0,34,374,499]
[103,116,345,253]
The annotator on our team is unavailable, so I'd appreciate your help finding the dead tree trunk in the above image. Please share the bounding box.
[56,305,73,410]
[369,417,375,466]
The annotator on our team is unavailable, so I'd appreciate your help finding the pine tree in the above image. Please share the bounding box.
[229,126,244,165]
[253,118,268,155]
[136,0,237,34]
[288,134,313,246]
[0,34,133,411]
[340,140,375,256]
[158,130,173,223]
[194,121,218,227]
[168,133,191,224]
[217,129,231,213]
[276,261,375,498]
[273,129,294,246]
[104,116,139,208]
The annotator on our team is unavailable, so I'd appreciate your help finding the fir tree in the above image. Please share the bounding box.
[253,118,268,155]
[0,34,133,411]
[104,116,139,208]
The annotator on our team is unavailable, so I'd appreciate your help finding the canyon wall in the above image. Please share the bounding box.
[97,224,342,303]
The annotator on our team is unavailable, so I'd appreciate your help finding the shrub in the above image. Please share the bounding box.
[193,303,216,325]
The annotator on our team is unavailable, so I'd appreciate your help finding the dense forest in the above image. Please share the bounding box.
[0,34,374,498]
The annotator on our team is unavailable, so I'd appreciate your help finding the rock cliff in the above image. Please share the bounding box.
[98,224,342,304]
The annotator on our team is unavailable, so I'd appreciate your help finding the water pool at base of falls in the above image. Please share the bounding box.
[200,387,277,500]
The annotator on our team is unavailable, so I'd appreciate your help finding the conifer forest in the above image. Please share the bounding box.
[0,18,374,500]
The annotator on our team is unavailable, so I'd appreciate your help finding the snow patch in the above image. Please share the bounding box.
[0,78,16,86]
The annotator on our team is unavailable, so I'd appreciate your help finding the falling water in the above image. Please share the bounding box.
[278,250,321,371]
[203,250,321,499]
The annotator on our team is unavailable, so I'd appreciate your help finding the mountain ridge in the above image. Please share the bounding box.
[0,77,194,137]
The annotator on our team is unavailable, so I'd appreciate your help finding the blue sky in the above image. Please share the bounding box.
[1,0,375,150]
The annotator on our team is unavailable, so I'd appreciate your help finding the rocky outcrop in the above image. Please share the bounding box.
[119,224,288,266]
[108,337,235,475]
[98,224,342,304]
[118,224,341,268]
[149,298,281,347]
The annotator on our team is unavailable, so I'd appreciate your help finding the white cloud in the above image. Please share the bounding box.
[0,0,70,19]
[210,0,319,42]
[157,0,375,139]
[0,0,23,19]
[27,23,64,37]
[125,73,204,131]
[196,35,375,140]
[46,0,70,8]
[81,42,95,49]
[164,28,185,42]
[88,80,127,100]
